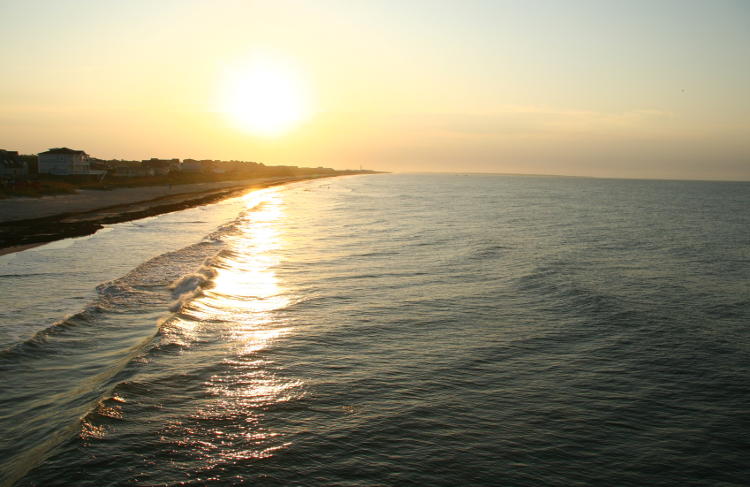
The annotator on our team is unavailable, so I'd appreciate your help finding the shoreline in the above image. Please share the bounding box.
[0,174,339,256]
[0,242,44,256]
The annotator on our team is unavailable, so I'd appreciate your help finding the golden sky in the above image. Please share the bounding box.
[1,0,749,180]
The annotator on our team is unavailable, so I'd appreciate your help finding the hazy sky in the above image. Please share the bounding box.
[1,0,749,179]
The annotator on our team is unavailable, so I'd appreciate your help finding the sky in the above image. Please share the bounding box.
[1,0,749,180]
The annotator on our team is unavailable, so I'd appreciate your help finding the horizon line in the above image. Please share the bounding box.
[388,170,750,184]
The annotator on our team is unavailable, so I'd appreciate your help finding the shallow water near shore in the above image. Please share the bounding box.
[1,174,748,486]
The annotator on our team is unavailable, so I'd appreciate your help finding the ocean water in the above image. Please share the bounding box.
[0,174,748,486]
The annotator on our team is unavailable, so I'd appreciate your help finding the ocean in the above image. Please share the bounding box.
[0,174,748,486]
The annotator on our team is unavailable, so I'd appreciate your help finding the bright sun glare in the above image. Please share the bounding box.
[220,56,310,136]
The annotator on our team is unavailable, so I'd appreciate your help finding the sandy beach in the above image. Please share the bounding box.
[0,175,330,255]
[0,176,299,223]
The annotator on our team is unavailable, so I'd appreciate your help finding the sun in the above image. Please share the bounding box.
[219,56,311,136]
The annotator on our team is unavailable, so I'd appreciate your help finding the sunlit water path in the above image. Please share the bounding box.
[1,174,748,486]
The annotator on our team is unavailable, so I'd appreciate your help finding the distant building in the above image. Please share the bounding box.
[20,154,38,175]
[105,160,153,178]
[201,160,228,174]
[89,158,108,173]
[37,147,100,175]
[181,159,202,173]
[0,150,28,179]
[142,158,180,176]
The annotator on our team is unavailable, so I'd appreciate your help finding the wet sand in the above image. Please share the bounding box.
[0,175,330,255]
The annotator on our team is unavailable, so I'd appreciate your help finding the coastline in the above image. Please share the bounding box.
[0,174,338,256]
[0,242,44,256]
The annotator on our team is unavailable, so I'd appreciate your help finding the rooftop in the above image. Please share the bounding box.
[40,147,87,155]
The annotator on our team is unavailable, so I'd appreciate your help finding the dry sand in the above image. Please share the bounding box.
[0,177,291,223]
[0,175,326,255]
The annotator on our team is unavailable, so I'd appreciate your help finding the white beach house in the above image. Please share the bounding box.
[37,147,96,175]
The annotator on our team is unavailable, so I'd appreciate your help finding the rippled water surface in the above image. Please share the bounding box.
[1,174,748,486]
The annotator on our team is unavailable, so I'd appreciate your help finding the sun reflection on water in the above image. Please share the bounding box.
[157,187,303,465]
[180,187,291,331]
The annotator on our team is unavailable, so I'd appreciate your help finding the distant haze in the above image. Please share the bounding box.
[1,0,748,180]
